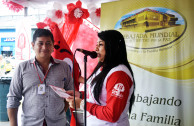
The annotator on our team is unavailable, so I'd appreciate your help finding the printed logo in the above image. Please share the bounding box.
[113,7,191,80]
[112,83,125,99]
[115,7,186,49]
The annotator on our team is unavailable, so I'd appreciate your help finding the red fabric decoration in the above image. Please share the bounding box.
[66,0,89,24]
[49,23,81,126]
[61,14,81,46]
[71,21,98,78]
[95,8,101,17]
[55,10,63,19]
[2,0,24,12]
[36,22,48,29]
[49,22,80,92]
[43,17,52,25]
[69,18,99,126]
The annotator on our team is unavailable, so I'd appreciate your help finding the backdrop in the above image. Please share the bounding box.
[101,0,194,126]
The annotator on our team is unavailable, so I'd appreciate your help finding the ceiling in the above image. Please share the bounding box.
[10,0,118,9]
[0,0,118,28]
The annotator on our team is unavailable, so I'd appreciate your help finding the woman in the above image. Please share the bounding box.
[66,30,135,126]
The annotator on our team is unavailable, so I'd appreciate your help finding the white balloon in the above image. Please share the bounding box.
[53,2,63,10]
[46,9,55,18]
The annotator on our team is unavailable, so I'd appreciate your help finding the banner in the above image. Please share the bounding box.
[101,0,194,126]
[15,17,31,61]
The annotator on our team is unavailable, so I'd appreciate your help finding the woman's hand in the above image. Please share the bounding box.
[79,76,84,83]
[66,97,82,109]
[66,90,80,97]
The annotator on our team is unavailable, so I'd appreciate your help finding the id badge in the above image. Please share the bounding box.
[38,84,45,94]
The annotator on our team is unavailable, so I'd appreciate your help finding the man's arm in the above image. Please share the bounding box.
[7,108,18,126]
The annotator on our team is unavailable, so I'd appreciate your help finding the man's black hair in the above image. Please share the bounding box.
[32,29,54,43]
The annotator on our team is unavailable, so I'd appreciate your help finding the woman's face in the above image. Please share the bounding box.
[96,38,106,62]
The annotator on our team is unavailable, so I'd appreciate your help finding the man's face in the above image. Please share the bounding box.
[31,36,54,60]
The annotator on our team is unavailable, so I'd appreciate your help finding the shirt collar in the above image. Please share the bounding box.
[30,56,60,65]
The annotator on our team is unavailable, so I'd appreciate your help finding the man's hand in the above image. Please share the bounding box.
[66,97,82,109]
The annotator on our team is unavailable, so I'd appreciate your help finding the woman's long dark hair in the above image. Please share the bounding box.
[88,30,135,113]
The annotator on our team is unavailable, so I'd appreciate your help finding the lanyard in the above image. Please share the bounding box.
[33,62,50,84]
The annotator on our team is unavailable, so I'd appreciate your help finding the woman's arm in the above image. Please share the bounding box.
[87,71,133,122]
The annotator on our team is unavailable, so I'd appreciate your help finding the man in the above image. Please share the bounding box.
[7,29,73,126]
